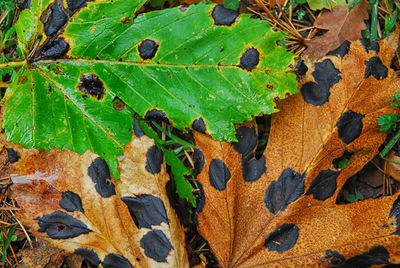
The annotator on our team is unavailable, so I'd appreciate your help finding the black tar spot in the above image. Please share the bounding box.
[305,169,340,201]
[264,223,299,253]
[74,249,101,266]
[41,38,69,59]
[36,210,91,239]
[43,0,68,37]
[145,145,163,174]
[339,246,389,268]
[196,182,205,213]
[88,157,116,198]
[364,56,388,80]
[6,148,20,163]
[67,0,87,11]
[140,230,172,262]
[209,158,231,191]
[78,74,106,100]
[239,48,260,71]
[59,191,84,213]
[301,59,341,106]
[122,194,169,229]
[193,148,205,175]
[336,110,364,144]
[233,126,257,155]
[212,5,238,26]
[242,153,266,182]
[18,0,31,9]
[103,253,134,268]
[133,118,145,138]
[264,168,305,214]
[324,250,345,267]
[295,58,308,76]
[145,109,169,123]
[360,38,380,53]
[327,40,350,58]
[139,39,159,60]
[192,117,206,133]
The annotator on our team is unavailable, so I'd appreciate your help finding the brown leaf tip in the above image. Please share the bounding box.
[211,5,238,26]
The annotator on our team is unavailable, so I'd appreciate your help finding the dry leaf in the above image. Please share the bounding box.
[195,34,400,267]
[269,0,286,8]
[19,240,69,268]
[304,0,369,59]
[6,127,188,267]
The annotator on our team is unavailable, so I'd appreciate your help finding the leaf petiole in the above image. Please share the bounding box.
[0,60,26,69]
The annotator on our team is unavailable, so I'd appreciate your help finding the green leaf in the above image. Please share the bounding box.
[1,0,297,177]
[0,0,15,12]
[377,113,398,133]
[2,225,17,265]
[348,0,362,11]
[306,0,346,10]
[138,119,196,206]
[224,0,240,10]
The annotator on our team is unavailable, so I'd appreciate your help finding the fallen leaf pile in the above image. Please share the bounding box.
[4,124,188,267]
[195,33,400,266]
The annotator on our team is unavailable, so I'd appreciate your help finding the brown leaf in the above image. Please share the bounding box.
[195,34,400,266]
[19,240,68,268]
[304,0,369,59]
[7,130,188,267]
[269,0,286,8]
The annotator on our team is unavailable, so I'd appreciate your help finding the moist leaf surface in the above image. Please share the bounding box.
[1,0,297,177]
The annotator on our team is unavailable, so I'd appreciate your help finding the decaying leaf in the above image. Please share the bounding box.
[6,128,188,267]
[386,151,400,182]
[304,1,368,59]
[195,34,400,266]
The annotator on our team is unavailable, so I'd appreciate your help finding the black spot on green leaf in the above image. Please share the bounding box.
[264,168,305,214]
[305,169,340,201]
[140,230,172,262]
[145,145,163,174]
[41,38,69,59]
[133,118,144,137]
[264,223,299,253]
[139,39,159,60]
[121,194,169,229]
[36,210,91,239]
[145,109,169,123]
[211,5,238,26]
[239,48,260,71]
[78,74,106,100]
[209,158,231,191]
[59,191,84,213]
[43,0,68,37]
[88,157,116,198]
[67,0,87,11]
[336,110,364,144]
[364,56,388,80]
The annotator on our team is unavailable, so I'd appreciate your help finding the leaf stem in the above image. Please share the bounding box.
[0,60,26,69]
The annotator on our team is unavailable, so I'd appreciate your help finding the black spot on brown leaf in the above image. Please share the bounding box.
[264,223,299,253]
[209,158,231,191]
[140,230,172,262]
[336,110,364,144]
[88,157,116,198]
